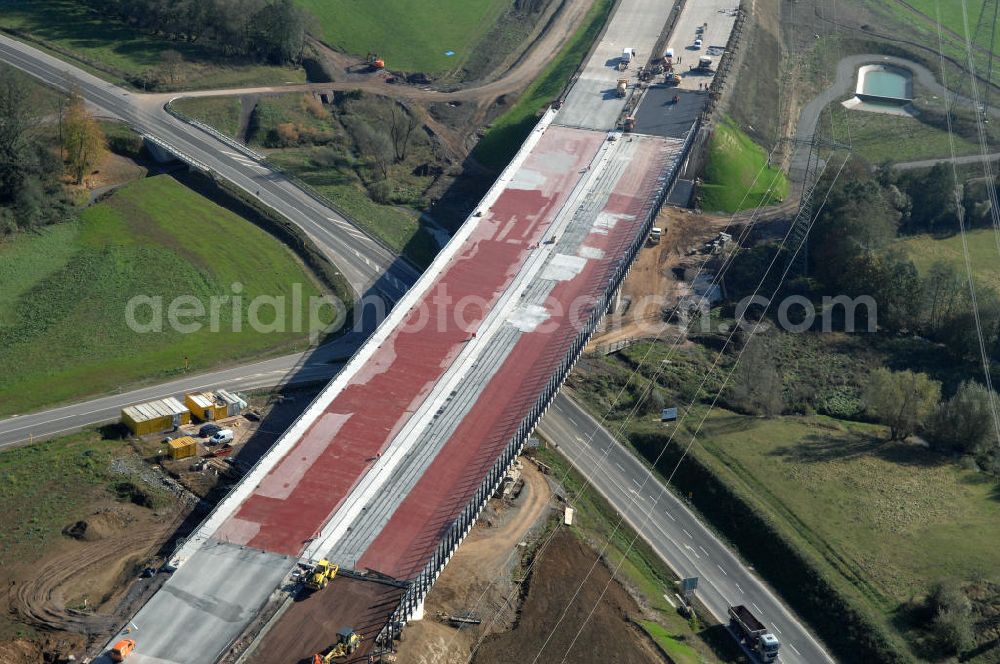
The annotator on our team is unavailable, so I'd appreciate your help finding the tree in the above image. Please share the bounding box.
[389,103,418,162]
[863,368,941,440]
[919,260,966,334]
[927,381,998,455]
[251,0,306,63]
[927,580,975,655]
[809,161,901,291]
[903,163,959,234]
[727,335,784,417]
[0,66,41,206]
[63,90,106,185]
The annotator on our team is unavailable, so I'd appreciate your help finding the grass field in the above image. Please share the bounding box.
[890,0,1000,56]
[472,0,615,171]
[690,412,1000,605]
[296,0,511,74]
[827,106,984,163]
[0,175,336,416]
[0,0,305,89]
[171,97,243,138]
[698,116,789,213]
[0,430,161,561]
[898,228,1000,293]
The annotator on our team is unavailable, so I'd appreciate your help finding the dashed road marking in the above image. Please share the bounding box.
[665,511,676,521]
[615,462,625,472]
[789,644,801,655]
[683,528,692,539]
[699,545,709,557]
[716,563,727,576]
[752,602,763,613]
[735,583,744,593]
[771,623,781,634]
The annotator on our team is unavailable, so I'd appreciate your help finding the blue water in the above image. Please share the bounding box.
[861,70,909,99]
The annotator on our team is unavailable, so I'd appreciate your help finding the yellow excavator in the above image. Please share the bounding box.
[304,559,339,591]
[312,627,361,663]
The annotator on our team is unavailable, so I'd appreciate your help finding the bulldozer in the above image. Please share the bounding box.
[304,559,339,591]
[312,627,361,663]
[365,52,385,71]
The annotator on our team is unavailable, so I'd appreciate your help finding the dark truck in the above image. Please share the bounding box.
[728,604,781,662]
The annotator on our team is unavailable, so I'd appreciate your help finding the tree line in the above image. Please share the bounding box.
[0,65,106,237]
[78,0,307,65]
[718,157,1000,470]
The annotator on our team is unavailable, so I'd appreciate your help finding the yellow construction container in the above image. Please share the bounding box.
[185,389,247,422]
[168,436,198,460]
[122,397,190,436]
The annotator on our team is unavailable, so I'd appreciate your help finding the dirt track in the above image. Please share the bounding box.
[143,0,597,158]
[395,462,552,664]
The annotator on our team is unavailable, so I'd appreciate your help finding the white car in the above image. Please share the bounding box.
[694,39,703,49]
[209,429,234,445]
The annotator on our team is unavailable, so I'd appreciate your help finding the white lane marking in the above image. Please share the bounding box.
[752,602,763,613]
[771,623,781,634]
[631,477,640,485]
[665,511,676,521]
[569,417,580,426]
[615,462,625,472]
[682,528,692,539]
[716,563,727,576]
[789,644,801,655]
[699,545,709,557]
[683,544,700,559]
[735,583,744,594]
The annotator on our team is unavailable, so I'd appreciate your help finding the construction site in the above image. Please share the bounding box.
[0,0,762,660]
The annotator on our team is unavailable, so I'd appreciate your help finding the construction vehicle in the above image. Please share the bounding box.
[728,605,781,662]
[697,56,714,71]
[304,559,339,591]
[108,639,136,662]
[365,52,385,71]
[312,627,361,663]
[648,227,662,244]
[616,78,628,98]
[665,71,681,86]
[622,115,636,132]
[618,47,635,71]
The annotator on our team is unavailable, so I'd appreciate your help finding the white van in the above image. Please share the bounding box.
[209,429,234,445]
[665,48,674,59]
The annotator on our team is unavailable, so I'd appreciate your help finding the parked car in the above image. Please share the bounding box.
[694,38,703,49]
[199,423,222,438]
[209,429,234,445]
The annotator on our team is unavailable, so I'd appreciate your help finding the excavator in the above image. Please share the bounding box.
[365,52,385,71]
[304,559,339,591]
[312,627,361,663]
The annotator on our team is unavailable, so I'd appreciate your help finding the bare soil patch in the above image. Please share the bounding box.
[471,529,664,664]
[396,461,552,664]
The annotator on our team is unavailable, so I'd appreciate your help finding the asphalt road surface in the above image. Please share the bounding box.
[538,392,836,664]
[0,34,419,301]
[0,341,347,450]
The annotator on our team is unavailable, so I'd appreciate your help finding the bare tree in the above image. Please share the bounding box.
[388,103,418,163]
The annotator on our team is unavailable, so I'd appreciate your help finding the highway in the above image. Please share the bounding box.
[0,343,344,450]
[539,392,836,664]
[0,34,419,301]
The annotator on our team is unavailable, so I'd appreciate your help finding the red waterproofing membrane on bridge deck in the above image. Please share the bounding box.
[358,137,676,579]
[214,127,606,556]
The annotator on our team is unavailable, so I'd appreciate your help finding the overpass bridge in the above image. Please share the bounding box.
[95,0,700,660]
[2,0,757,661]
